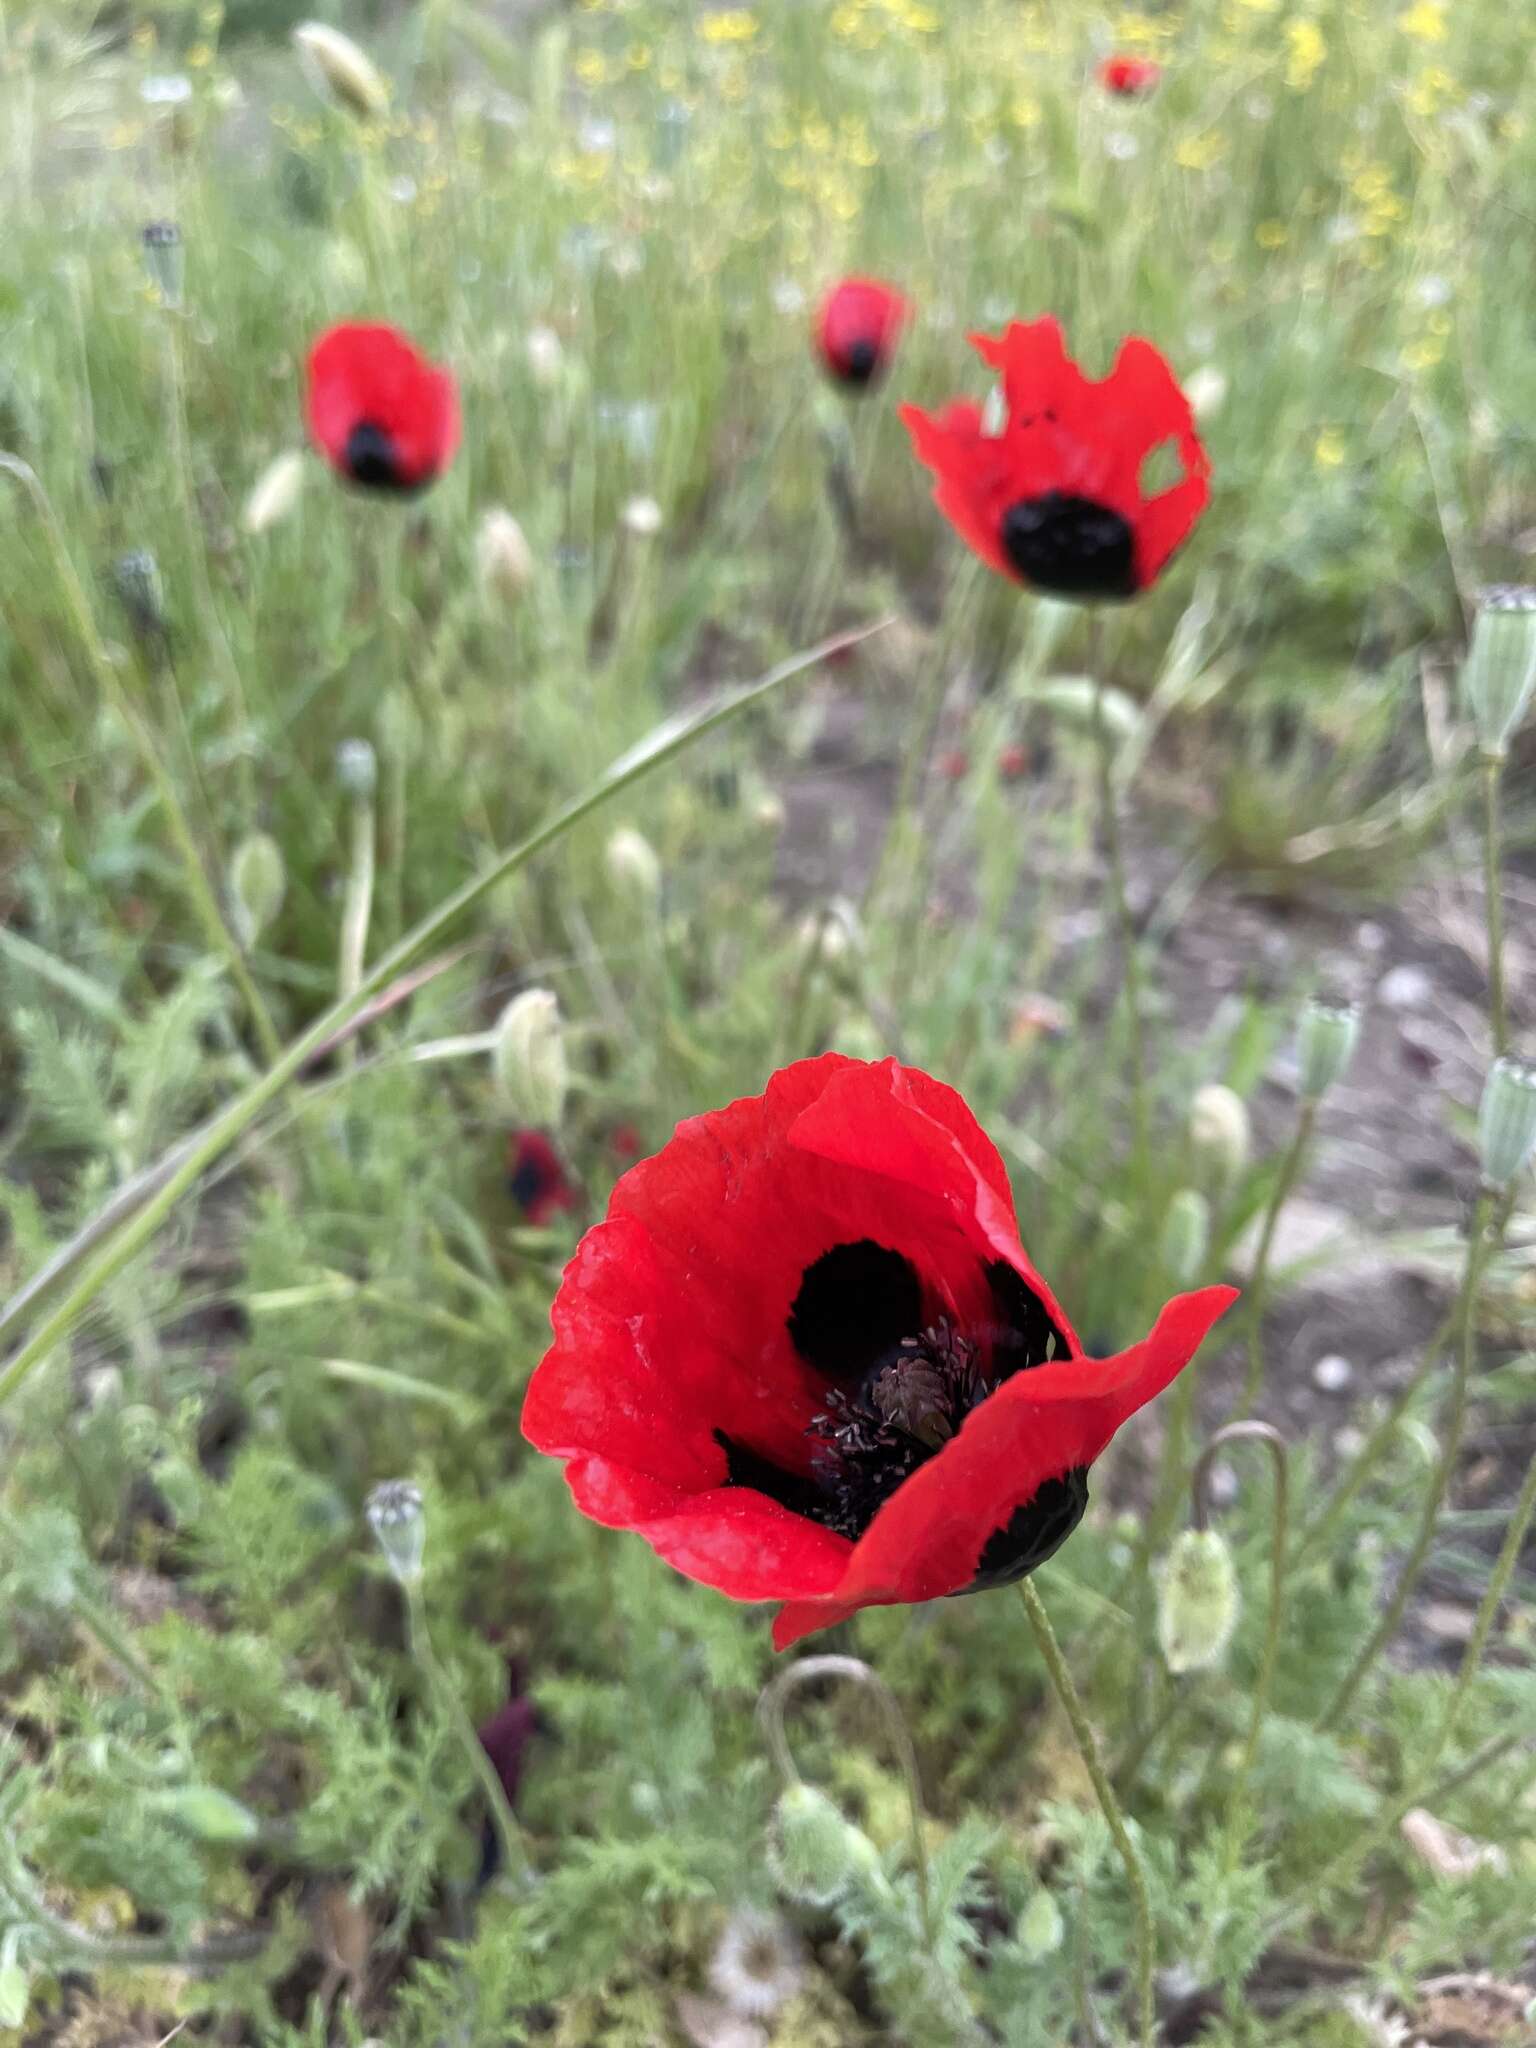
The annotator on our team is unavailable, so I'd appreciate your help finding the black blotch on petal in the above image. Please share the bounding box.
[839,337,880,386]
[986,1260,1070,1378]
[788,1239,923,1383]
[344,418,406,490]
[1001,491,1136,599]
[716,1431,829,1522]
[961,1467,1089,1594]
[508,1151,553,1211]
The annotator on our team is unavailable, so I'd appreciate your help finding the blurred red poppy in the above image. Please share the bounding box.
[521,1055,1235,1648]
[1099,54,1162,97]
[815,277,910,389]
[506,1130,578,1228]
[901,316,1210,600]
[305,323,460,493]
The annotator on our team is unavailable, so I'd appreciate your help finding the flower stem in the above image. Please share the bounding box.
[1018,1578,1155,2048]
[1092,676,1149,1164]
[338,780,377,1071]
[1316,1191,1492,1733]
[1235,1100,1316,1416]
[1480,751,1508,1056]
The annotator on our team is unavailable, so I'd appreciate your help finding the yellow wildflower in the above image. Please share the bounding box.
[1401,335,1445,372]
[1256,219,1289,249]
[1314,429,1346,468]
[1174,130,1227,170]
[698,8,759,41]
[1285,19,1325,90]
[1397,0,1445,38]
[573,49,609,85]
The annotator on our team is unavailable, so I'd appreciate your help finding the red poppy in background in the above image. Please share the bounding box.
[1098,53,1162,97]
[507,1130,579,1228]
[815,277,910,389]
[522,1055,1235,1649]
[901,317,1210,600]
[305,323,460,493]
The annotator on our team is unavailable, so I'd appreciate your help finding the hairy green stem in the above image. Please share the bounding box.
[1235,1100,1316,1417]
[1093,676,1149,1163]
[338,785,377,1070]
[405,1583,531,1885]
[1481,751,1508,1056]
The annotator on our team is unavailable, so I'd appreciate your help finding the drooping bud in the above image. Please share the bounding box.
[365,1479,425,1584]
[1016,1886,1065,1961]
[1160,1189,1211,1288]
[1296,998,1359,1101]
[140,220,184,309]
[1157,1528,1240,1674]
[1462,587,1536,759]
[604,826,662,906]
[229,831,286,945]
[242,450,306,535]
[1477,1056,1536,1192]
[767,1783,879,1907]
[335,737,377,801]
[476,506,535,604]
[112,548,166,639]
[293,20,389,120]
[493,989,569,1128]
[151,1784,262,1845]
[1188,1083,1250,1189]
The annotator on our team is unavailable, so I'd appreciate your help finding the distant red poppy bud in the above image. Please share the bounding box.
[1098,54,1162,97]
[611,1123,644,1161]
[815,277,910,390]
[901,316,1210,601]
[999,743,1030,781]
[305,323,460,494]
[506,1130,578,1227]
[936,749,969,781]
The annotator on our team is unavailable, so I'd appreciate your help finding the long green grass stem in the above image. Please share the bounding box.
[1316,1191,1493,1733]
[1235,1100,1316,1416]
[338,779,378,1070]
[1018,1578,1155,2048]
[0,619,889,1412]
[1092,675,1150,1164]
[0,453,283,1065]
[1480,751,1508,1056]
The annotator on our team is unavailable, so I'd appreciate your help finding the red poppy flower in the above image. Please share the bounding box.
[999,742,1030,781]
[305,323,460,494]
[1098,54,1162,97]
[900,317,1210,600]
[815,277,910,389]
[521,1055,1236,1649]
[506,1130,578,1228]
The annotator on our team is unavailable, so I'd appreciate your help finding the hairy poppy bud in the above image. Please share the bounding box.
[140,220,184,309]
[152,1784,261,1845]
[243,450,306,535]
[1157,1528,1240,1673]
[293,20,389,119]
[493,989,569,1129]
[1161,1189,1210,1288]
[1477,1056,1536,1192]
[768,1783,878,1906]
[1017,1886,1065,1960]
[476,507,535,603]
[1296,998,1359,1101]
[366,1479,425,1584]
[1189,1083,1250,1189]
[229,831,286,945]
[605,826,662,906]
[335,737,377,800]
[1462,587,1536,759]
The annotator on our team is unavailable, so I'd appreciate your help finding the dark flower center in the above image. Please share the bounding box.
[344,418,405,489]
[1000,491,1136,599]
[838,337,880,385]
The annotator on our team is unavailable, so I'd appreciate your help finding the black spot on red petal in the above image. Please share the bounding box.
[344,419,405,490]
[838,337,881,386]
[1001,492,1136,598]
[715,1431,830,1522]
[962,1467,1089,1593]
[788,1240,923,1383]
[986,1260,1070,1377]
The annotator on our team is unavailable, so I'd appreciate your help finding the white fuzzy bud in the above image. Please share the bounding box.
[493,988,569,1128]
[1188,1083,1250,1188]
[293,21,389,119]
[1157,1528,1240,1674]
[605,826,662,905]
[476,507,535,603]
[242,450,306,535]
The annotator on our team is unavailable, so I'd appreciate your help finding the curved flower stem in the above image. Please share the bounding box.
[1316,1190,1493,1733]
[1191,1422,1290,1868]
[1235,1101,1316,1417]
[1481,751,1508,1056]
[1018,1578,1154,2048]
[1091,673,1150,1165]
[758,1652,934,1948]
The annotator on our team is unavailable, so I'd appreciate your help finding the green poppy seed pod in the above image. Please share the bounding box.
[476,506,535,603]
[335,737,377,801]
[1157,1527,1240,1674]
[1296,998,1360,1101]
[140,219,184,309]
[365,1479,425,1584]
[1462,586,1536,758]
[605,825,662,906]
[242,450,305,535]
[1477,1056,1536,1192]
[493,988,569,1128]
[1017,1886,1065,1961]
[1160,1189,1211,1288]
[152,1784,262,1845]
[229,831,286,945]
[1188,1083,1250,1189]
[293,20,389,119]
[767,1783,875,1907]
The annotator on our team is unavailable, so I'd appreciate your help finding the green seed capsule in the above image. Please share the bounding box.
[1462,587,1536,759]
[768,1783,875,1907]
[1296,999,1359,1101]
[1477,1057,1536,1192]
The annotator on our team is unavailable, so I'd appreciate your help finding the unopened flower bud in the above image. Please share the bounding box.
[112,548,165,637]
[335,737,377,800]
[797,899,861,973]
[476,506,535,603]
[365,1479,425,1584]
[1017,1886,1065,1960]
[242,450,305,534]
[141,220,184,308]
[229,831,286,944]
[1160,1189,1210,1288]
[1158,1527,1240,1673]
[1462,587,1536,758]
[605,826,662,905]
[293,20,389,119]
[493,988,569,1128]
[152,1784,261,1845]
[1477,1056,1536,1192]
[768,1783,878,1906]
[1296,998,1359,1101]
[1188,1083,1250,1189]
